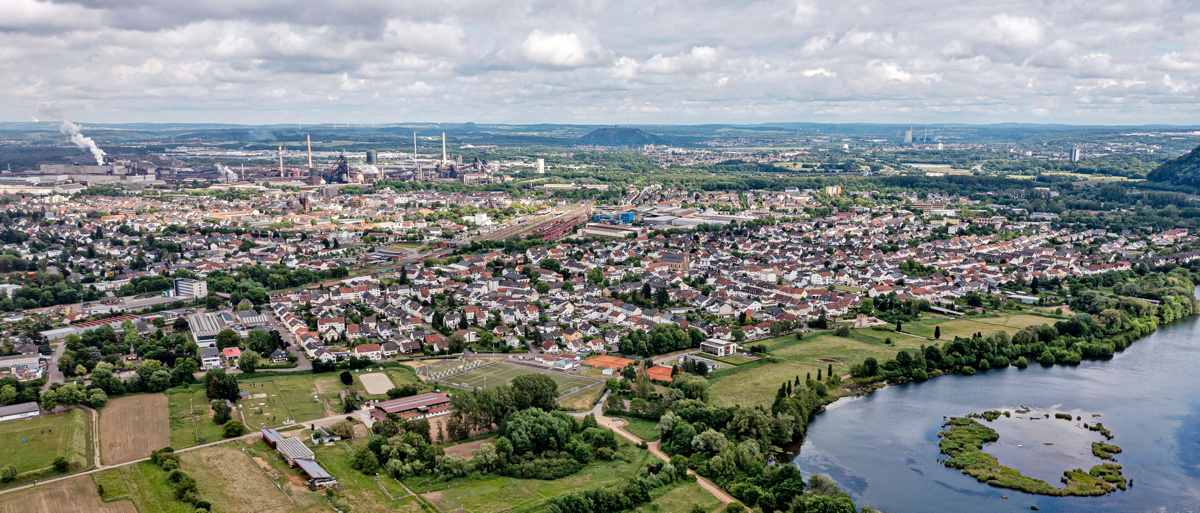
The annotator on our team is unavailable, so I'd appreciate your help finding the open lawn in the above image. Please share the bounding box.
[714,313,1061,409]
[0,408,90,480]
[167,387,225,449]
[618,415,662,442]
[411,438,653,513]
[239,374,330,429]
[313,374,347,412]
[180,443,295,513]
[634,480,723,513]
[100,394,169,465]
[0,475,136,513]
[386,365,422,387]
[447,362,599,399]
[710,360,816,409]
[902,314,1052,340]
[717,354,755,365]
[271,375,330,422]
[237,379,292,430]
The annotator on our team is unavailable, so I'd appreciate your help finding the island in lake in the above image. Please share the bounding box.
[938,408,1128,497]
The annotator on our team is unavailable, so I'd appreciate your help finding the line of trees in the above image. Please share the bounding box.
[351,374,625,484]
[600,371,854,512]
[851,269,1198,381]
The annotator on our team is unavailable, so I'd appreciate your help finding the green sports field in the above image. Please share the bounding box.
[446,362,599,399]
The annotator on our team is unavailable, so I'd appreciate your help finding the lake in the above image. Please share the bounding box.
[793,312,1200,513]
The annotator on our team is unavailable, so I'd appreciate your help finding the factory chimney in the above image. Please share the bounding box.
[442,132,447,163]
[278,145,284,176]
[307,134,313,169]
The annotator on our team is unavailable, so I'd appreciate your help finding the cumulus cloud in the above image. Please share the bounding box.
[976,14,1047,50]
[791,0,820,25]
[0,0,1196,124]
[522,31,593,67]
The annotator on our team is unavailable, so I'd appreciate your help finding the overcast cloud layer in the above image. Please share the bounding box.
[3,0,1199,125]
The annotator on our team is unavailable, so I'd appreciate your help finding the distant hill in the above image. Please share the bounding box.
[578,128,663,147]
[1148,144,1200,187]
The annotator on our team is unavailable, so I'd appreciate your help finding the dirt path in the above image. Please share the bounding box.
[575,392,739,508]
[80,406,102,468]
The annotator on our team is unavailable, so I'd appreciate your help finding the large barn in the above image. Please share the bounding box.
[368,392,451,421]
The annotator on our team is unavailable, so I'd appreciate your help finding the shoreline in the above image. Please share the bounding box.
[782,311,1198,465]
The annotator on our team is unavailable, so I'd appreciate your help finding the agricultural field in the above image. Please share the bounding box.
[180,443,296,513]
[446,362,599,399]
[236,438,421,513]
[0,408,91,481]
[167,387,224,449]
[0,475,135,513]
[409,438,653,513]
[100,394,169,465]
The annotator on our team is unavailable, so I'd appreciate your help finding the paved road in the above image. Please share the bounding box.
[573,392,739,508]
[264,310,312,371]
[42,341,66,391]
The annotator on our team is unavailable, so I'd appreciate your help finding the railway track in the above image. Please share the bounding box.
[478,201,593,242]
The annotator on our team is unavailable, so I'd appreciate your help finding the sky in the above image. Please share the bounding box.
[2,0,1199,125]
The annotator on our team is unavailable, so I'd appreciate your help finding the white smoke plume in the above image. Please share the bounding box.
[351,163,380,175]
[215,163,238,182]
[38,106,107,165]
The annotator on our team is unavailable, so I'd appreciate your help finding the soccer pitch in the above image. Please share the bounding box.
[448,362,599,399]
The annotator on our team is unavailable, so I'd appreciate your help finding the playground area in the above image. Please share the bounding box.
[442,362,599,399]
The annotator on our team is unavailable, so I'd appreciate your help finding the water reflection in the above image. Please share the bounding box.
[793,315,1200,513]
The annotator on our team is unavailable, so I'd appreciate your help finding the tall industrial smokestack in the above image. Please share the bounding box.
[442,132,446,163]
[306,134,313,169]
[278,145,284,176]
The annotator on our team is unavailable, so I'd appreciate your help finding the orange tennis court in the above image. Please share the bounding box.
[582,355,636,370]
